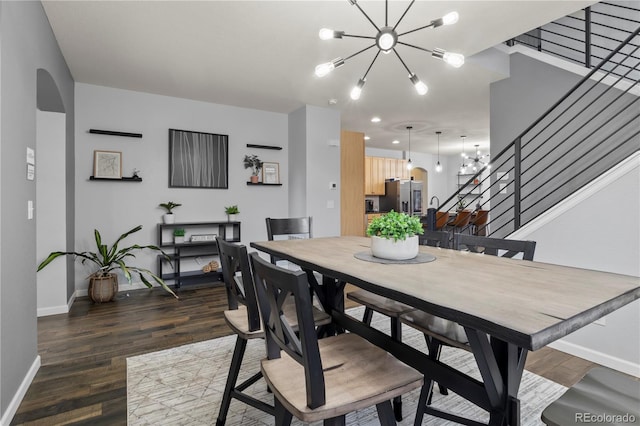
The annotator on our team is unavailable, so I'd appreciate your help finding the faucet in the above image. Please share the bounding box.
[430,196,440,209]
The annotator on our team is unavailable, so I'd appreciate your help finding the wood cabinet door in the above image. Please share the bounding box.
[372,157,386,195]
[364,156,373,195]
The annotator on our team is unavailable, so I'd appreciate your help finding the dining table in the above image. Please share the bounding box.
[250,236,639,426]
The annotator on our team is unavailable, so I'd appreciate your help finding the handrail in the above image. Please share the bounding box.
[438,6,639,238]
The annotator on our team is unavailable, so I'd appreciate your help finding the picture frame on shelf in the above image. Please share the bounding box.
[262,162,280,184]
[93,150,122,179]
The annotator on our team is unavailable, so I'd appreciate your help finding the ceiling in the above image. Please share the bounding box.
[41,0,595,155]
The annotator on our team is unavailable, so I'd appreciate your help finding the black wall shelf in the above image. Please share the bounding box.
[89,129,143,138]
[90,176,142,182]
[246,182,282,186]
[246,144,282,150]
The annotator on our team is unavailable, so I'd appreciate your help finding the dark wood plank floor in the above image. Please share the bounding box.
[12,283,598,425]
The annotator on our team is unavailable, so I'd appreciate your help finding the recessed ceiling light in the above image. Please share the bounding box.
[364,136,370,140]
[371,117,381,123]
[392,140,400,144]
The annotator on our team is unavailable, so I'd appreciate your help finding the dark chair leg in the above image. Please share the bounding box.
[216,336,248,426]
[376,400,397,426]
[413,383,431,426]
[390,317,403,421]
[274,399,293,426]
[324,416,347,426]
[362,307,374,325]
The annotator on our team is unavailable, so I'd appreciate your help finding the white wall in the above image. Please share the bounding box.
[511,154,640,376]
[74,83,289,292]
[36,110,68,315]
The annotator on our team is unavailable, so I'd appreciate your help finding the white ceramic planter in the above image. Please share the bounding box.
[370,235,419,260]
[163,213,175,224]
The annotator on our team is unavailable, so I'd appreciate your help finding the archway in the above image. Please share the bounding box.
[36,68,68,315]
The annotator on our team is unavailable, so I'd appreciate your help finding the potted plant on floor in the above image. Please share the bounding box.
[37,225,178,302]
[366,210,424,260]
[243,155,262,183]
[159,201,181,224]
[224,205,239,222]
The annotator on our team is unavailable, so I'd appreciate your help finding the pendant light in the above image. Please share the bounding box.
[406,126,413,170]
[435,131,443,173]
[459,135,468,174]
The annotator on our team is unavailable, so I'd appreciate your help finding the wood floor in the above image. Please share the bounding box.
[12,283,598,425]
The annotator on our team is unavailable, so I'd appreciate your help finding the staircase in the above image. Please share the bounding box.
[439,5,640,238]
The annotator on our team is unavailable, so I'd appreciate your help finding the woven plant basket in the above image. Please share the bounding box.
[88,273,118,303]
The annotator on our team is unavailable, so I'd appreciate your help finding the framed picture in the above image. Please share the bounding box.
[93,150,122,179]
[169,129,228,189]
[262,162,280,184]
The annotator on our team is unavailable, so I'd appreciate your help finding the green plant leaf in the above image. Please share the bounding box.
[366,210,424,242]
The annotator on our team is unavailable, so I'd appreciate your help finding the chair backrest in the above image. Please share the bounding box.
[471,209,490,236]
[453,234,536,261]
[451,210,472,228]
[419,230,449,248]
[249,251,326,409]
[216,237,261,332]
[435,211,450,230]
[265,217,313,240]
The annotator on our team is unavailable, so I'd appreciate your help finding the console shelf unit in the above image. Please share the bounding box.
[157,221,241,288]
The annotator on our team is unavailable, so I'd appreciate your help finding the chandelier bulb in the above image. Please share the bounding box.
[314,57,344,78]
[409,74,428,95]
[350,78,366,100]
[443,52,465,68]
[319,28,345,40]
[442,12,459,26]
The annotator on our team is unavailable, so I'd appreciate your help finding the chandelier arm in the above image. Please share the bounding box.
[398,23,436,37]
[362,50,382,80]
[352,1,380,32]
[392,0,416,32]
[392,48,412,74]
[396,41,434,54]
[343,43,378,62]
[342,34,376,40]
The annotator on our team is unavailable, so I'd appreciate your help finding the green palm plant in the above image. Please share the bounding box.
[37,225,178,299]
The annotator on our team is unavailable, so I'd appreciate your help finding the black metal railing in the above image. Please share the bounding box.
[438,22,640,237]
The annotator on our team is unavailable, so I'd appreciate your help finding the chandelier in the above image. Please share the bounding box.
[315,0,464,100]
[468,144,490,171]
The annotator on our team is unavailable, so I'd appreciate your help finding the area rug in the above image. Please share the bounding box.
[127,307,566,425]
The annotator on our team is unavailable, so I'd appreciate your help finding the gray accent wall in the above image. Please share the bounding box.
[0,0,75,418]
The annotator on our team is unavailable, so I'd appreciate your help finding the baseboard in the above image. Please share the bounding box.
[37,290,77,317]
[1,356,41,426]
[549,339,640,378]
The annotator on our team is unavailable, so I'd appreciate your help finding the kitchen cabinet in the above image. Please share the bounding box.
[365,156,386,195]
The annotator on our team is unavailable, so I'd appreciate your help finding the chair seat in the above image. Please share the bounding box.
[260,332,423,423]
[347,290,416,318]
[224,299,332,340]
[399,310,470,349]
[541,367,640,426]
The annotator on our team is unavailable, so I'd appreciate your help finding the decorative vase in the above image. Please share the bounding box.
[88,273,118,303]
[227,214,237,222]
[163,213,175,224]
[250,175,259,183]
[371,235,419,260]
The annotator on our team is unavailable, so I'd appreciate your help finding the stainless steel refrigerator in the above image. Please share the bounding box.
[379,180,423,215]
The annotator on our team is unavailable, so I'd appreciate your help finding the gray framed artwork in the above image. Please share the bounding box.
[169,129,229,189]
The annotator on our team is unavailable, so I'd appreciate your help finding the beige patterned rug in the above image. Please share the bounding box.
[127,307,566,425]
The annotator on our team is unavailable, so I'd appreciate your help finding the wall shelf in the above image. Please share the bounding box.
[90,176,142,182]
[246,143,282,150]
[246,182,282,186]
[89,129,142,138]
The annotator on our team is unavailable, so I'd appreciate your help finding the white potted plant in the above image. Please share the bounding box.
[159,201,181,224]
[224,205,239,222]
[366,210,424,260]
[243,155,263,183]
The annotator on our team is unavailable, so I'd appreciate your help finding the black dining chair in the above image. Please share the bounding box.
[215,237,331,426]
[400,233,537,425]
[265,217,313,265]
[346,229,448,421]
[249,251,424,426]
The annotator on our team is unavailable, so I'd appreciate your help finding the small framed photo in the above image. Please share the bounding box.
[93,150,122,179]
[262,162,280,184]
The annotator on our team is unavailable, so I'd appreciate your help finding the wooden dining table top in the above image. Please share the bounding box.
[251,236,640,351]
